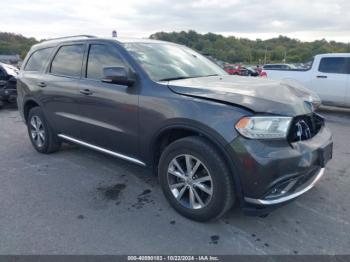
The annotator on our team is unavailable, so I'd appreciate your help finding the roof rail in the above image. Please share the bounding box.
[44,35,96,42]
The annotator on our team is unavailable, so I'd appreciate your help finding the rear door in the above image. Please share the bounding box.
[41,43,86,138]
[311,57,348,106]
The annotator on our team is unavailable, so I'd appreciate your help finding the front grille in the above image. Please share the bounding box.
[288,113,324,142]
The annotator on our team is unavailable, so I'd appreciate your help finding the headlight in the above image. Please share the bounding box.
[235,116,292,139]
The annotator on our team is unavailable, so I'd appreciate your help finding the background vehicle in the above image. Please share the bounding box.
[263,54,350,107]
[17,36,332,221]
[0,62,18,107]
[223,64,242,75]
[224,64,259,77]
[263,64,297,70]
[240,66,260,77]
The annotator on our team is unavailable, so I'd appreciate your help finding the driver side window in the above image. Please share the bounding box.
[86,44,125,80]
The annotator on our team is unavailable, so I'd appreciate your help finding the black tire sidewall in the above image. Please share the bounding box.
[27,107,51,153]
[158,137,234,221]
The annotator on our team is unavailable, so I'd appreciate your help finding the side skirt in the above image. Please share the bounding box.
[58,134,146,166]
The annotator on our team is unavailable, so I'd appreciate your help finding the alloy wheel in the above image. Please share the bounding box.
[167,154,213,209]
[29,115,45,148]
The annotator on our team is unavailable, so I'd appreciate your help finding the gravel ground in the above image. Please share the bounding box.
[0,105,349,255]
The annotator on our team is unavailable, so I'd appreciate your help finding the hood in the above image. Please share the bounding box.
[166,75,315,116]
[1,63,19,78]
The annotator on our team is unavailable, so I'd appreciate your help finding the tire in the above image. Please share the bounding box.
[27,107,61,154]
[158,136,235,222]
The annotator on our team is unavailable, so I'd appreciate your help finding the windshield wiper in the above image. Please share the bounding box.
[198,74,220,77]
[158,74,220,82]
[158,76,197,82]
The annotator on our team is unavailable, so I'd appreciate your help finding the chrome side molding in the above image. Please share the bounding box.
[58,134,146,166]
[245,168,325,205]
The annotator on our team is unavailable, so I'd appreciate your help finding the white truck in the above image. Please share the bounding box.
[263,53,350,107]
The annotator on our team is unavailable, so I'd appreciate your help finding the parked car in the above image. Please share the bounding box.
[224,64,259,77]
[0,62,18,107]
[240,66,260,77]
[17,36,333,221]
[263,54,350,107]
[263,64,297,70]
[223,64,242,75]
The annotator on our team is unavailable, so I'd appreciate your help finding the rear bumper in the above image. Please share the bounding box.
[226,125,332,213]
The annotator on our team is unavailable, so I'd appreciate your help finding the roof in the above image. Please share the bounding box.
[113,37,170,44]
[314,53,350,57]
[0,54,20,59]
[31,35,173,50]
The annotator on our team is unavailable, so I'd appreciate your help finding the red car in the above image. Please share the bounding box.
[223,64,242,75]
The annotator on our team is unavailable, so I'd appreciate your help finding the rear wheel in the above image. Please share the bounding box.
[27,107,61,153]
[158,136,235,221]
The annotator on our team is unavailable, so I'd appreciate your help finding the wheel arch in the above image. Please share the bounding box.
[150,122,244,204]
[23,98,41,122]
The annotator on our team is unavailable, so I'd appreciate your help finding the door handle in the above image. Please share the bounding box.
[37,81,47,87]
[79,89,94,95]
[317,75,327,79]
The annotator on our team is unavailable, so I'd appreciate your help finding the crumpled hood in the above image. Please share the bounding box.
[166,75,315,116]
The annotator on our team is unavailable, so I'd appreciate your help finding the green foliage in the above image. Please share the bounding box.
[150,31,350,64]
[1,31,349,63]
[0,32,38,59]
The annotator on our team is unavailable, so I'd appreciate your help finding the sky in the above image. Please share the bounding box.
[1,0,350,42]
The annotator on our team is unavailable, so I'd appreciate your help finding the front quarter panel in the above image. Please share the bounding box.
[139,81,251,165]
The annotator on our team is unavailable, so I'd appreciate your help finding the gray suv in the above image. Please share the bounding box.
[17,35,333,221]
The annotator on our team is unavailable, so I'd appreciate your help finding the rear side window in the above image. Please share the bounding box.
[319,57,347,74]
[86,44,124,80]
[51,45,85,77]
[24,48,53,71]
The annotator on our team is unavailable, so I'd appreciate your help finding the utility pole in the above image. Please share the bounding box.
[264,47,267,64]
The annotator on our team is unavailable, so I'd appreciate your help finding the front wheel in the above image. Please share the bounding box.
[158,136,235,222]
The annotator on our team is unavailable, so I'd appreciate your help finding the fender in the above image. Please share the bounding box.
[148,119,245,205]
[21,96,51,124]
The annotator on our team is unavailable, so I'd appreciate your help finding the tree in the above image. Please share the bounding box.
[150,30,349,64]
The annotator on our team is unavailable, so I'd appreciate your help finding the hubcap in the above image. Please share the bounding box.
[167,154,213,209]
[29,115,45,148]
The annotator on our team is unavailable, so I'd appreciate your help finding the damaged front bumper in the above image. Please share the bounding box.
[227,124,333,215]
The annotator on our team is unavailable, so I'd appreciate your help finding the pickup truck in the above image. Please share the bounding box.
[263,53,350,107]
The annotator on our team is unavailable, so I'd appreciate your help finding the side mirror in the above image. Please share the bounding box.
[102,66,135,86]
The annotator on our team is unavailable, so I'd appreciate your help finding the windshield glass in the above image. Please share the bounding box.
[122,42,227,81]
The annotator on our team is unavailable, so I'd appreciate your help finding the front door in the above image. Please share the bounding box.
[74,42,139,159]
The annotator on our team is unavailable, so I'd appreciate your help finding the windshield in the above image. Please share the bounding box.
[122,42,227,81]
